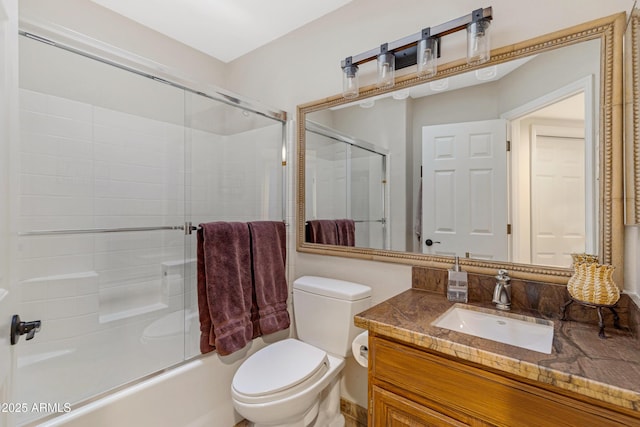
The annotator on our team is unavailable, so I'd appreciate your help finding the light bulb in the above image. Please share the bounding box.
[417,37,438,78]
[342,64,359,99]
[467,19,491,65]
[376,52,395,89]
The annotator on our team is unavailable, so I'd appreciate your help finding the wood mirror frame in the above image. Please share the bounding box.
[626,8,640,226]
[296,13,625,285]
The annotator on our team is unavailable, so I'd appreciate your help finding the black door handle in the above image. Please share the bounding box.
[425,239,441,246]
[11,315,41,345]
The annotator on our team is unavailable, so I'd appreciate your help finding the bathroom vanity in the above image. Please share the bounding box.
[355,288,640,426]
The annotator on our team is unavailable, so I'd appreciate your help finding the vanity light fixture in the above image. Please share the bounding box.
[340,7,492,98]
[342,56,359,99]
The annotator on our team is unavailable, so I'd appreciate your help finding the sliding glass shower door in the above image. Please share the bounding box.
[183,92,286,359]
[12,30,286,426]
[14,34,189,425]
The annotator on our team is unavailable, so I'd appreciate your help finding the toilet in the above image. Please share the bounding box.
[231,276,372,427]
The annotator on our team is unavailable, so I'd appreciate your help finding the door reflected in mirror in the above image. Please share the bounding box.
[305,39,599,269]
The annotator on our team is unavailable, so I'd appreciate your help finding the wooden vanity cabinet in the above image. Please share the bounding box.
[371,385,472,426]
[368,335,639,427]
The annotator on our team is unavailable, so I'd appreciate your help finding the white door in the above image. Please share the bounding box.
[422,119,508,260]
[0,1,19,426]
[530,126,586,267]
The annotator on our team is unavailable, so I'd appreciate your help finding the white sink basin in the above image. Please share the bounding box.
[432,304,554,354]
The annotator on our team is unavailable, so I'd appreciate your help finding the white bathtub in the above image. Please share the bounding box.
[32,340,276,427]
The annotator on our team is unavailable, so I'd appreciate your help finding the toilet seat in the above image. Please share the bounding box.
[232,338,329,404]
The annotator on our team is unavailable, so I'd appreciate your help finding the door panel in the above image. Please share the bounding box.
[1,1,19,426]
[531,130,585,267]
[422,120,507,260]
[372,386,469,427]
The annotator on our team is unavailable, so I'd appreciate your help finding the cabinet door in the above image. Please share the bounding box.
[372,386,470,427]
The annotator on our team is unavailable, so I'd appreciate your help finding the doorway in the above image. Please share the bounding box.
[505,76,596,267]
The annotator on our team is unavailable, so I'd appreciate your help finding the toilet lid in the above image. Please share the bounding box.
[232,339,328,397]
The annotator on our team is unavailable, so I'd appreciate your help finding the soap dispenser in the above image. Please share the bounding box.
[447,257,468,303]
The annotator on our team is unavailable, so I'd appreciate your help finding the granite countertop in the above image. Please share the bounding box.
[354,288,640,413]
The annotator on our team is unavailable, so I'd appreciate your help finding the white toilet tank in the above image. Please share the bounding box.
[293,276,372,357]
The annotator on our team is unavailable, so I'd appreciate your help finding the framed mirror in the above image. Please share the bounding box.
[297,13,625,285]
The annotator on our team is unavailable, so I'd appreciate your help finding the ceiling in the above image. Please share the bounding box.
[90,0,352,63]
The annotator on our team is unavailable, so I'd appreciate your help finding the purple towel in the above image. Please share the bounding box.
[248,221,290,335]
[197,222,255,356]
[306,220,338,245]
[335,219,355,246]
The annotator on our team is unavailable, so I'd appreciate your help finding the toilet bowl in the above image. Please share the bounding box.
[230,276,372,427]
[231,339,345,427]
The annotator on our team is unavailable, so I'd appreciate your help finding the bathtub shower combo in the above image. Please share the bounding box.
[10,25,286,426]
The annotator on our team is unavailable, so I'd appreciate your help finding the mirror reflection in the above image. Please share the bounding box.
[305,121,388,249]
[305,39,600,268]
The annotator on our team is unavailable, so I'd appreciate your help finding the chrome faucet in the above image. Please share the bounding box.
[492,269,511,310]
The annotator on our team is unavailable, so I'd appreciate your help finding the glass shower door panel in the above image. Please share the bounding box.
[15,36,187,424]
[185,92,284,224]
[350,146,385,249]
[183,92,285,358]
[304,132,348,220]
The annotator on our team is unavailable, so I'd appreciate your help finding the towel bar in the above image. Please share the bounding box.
[19,220,287,236]
[305,219,385,224]
[18,224,197,236]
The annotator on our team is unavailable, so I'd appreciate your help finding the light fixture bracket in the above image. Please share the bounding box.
[342,56,358,77]
[472,8,485,23]
[420,27,441,60]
